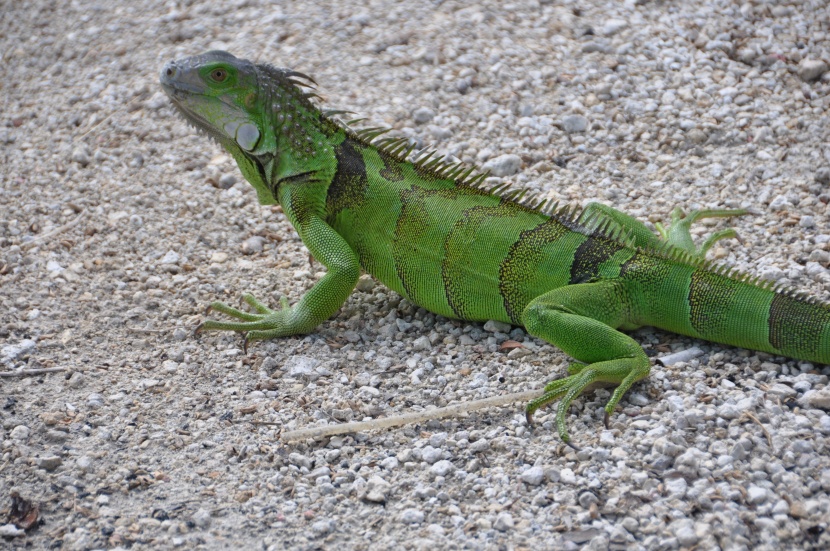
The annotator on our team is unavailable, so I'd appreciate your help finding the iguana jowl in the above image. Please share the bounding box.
[160,51,830,443]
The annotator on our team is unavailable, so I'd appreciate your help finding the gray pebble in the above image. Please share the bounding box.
[481,154,522,177]
[71,146,91,166]
[601,19,628,36]
[86,393,104,408]
[0,525,25,538]
[76,456,94,472]
[1,339,37,364]
[46,260,64,273]
[160,250,180,264]
[494,512,514,531]
[483,319,512,333]
[767,383,797,399]
[670,519,698,547]
[581,42,610,54]
[798,59,828,82]
[37,455,62,471]
[218,174,237,189]
[46,430,69,443]
[241,235,265,255]
[412,335,431,351]
[520,466,545,486]
[428,432,447,447]
[10,425,30,441]
[162,360,179,373]
[609,524,632,543]
[561,114,589,133]
[578,491,598,508]
[802,389,830,410]
[413,107,435,124]
[363,475,391,503]
[311,520,335,538]
[191,508,211,529]
[747,485,768,504]
[380,457,399,470]
[421,446,442,464]
[68,372,86,388]
[430,460,455,477]
[288,452,312,470]
[665,477,687,497]
[355,275,375,292]
[285,355,319,378]
[660,347,704,366]
[399,508,425,524]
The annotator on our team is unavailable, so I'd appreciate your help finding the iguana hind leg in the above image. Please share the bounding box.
[521,281,650,444]
[654,206,748,258]
[582,202,747,260]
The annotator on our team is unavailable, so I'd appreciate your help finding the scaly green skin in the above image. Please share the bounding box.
[161,51,830,444]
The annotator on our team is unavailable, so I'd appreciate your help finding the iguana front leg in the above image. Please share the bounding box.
[197,181,360,348]
[521,281,650,445]
[582,202,747,260]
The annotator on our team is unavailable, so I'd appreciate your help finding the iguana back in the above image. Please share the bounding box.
[326,135,830,363]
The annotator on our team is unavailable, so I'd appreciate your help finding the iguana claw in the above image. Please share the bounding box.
[566,441,582,452]
[195,292,301,350]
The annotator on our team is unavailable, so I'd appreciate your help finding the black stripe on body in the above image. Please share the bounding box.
[688,270,737,336]
[325,138,375,271]
[569,237,625,284]
[378,150,404,182]
[442,201,518,320]
[499,218,570,324]
[768,293,830,357]
[325,139,368,219]
[392,186,475,307]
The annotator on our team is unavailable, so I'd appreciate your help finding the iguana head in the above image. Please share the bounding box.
[161,50,264,152]
[160,51,326,204]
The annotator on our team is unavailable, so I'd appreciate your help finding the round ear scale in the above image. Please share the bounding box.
[236,123,260,151]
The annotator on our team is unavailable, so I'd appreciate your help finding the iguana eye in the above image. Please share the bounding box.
[210,68,228,82]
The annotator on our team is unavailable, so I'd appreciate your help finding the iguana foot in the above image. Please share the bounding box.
[655,207,748,259]
[196,293,295,349]
[524,356,649,445]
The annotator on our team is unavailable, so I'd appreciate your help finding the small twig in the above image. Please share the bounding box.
[21,211,86,250]
[128,327,165,334]
[742,411,773,449]
[281,389,541,442]
[77,96,142,141]
[0,367,67,378]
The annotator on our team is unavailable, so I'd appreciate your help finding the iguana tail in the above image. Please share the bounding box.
[626,253,830,365]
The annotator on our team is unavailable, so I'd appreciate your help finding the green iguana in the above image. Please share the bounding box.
[160,51,830,443]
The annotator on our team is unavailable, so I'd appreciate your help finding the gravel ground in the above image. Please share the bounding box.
[3,0,830,549]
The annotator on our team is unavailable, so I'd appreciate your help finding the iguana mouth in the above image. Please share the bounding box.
[159,62,202,96]
[159,63,225,142]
